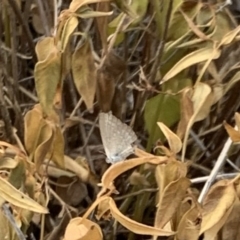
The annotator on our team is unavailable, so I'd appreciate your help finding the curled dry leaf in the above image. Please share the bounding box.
[157,122,182,154]
[24,105,65,169]
[108,197,174,236]
[200,180,237,237]
[97,156,168,197]
[72,38,96,110]
[64,217,103,240]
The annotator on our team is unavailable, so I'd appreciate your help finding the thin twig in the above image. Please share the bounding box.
[198,127,235,203]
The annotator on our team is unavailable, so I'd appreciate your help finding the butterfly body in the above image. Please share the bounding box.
[99,112,137,164]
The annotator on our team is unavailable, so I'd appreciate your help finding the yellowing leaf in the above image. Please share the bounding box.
[50,126,65,168]
[162,47,220,83]
[181,82,211,161]
[0,176,48,213]
[24,106,44,156]
[35,37,55,62]
[72,39,96,110]
[34,47,61,115]
[61,16,78,51]
[34,122,54,170]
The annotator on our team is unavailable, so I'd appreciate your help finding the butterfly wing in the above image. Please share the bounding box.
[99,112,137,163]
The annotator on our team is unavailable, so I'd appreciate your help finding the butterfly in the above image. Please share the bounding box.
[99,112,137,164]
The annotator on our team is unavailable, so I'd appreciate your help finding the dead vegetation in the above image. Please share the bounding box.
[1,0,240,239]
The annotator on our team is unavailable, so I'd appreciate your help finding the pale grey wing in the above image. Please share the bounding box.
[104,112,137,159]
[99,112,137,162]
[99,112,113,160]
[110,114,137,151]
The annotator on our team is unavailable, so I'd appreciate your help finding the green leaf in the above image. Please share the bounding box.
[144,93,180,151]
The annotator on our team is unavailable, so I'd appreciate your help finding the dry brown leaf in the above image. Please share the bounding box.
[176,197,202,240]
[177,88,194,139]
[154,162,190,231]
[72,38,96,110]
[96,2,110,52]
[64,217,103,240]
[156,160,188,191]
[200,180,237,236]
[96,52,126,112]
[154,177,191,230]
[96,68,115,112]
[157,122,182,154]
